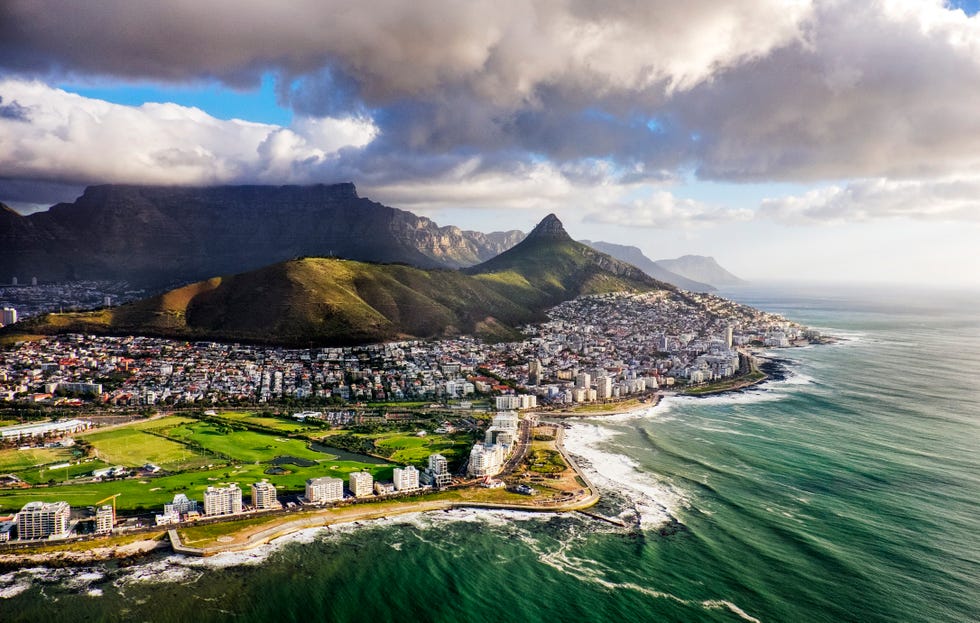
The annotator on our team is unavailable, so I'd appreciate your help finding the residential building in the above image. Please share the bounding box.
[349,471,374,497]
[393,465,420,491]
[0,308,17,327]
[423,453,452,489]
[251,480,280,509]
[306,476,344,503]
[595,376,613,399]
[203,483,243,516]
[95,505,113,534]
[495,395,520,410]
[16,501,71,540]
[528,358,543,385]
[467,443,505,478]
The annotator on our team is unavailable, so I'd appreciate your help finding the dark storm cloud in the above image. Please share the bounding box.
[3,0,980,224]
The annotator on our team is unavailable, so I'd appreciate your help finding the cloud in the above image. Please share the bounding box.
[4,0,980,224]
[759,177,980,224]
[668,1,980,181]
[0,96,30,121]
[0,79,376,189]
[584,191,753,229]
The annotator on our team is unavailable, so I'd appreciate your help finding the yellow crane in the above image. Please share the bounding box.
[95,493,121,523]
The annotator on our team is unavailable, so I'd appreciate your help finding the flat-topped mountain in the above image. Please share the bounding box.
[655,255,747,288]
[12,215,673,346]
[0,183,523,287]
[580,240,716,292]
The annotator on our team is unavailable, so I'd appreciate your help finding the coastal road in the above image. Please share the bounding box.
[500,415,533,476]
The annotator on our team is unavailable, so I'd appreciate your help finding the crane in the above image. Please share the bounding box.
[95,493,121,524]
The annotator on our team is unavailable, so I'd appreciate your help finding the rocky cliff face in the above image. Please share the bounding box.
[0,184,524,286]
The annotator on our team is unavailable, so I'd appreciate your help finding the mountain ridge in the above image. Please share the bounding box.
[11,215,671,346]
[655,255,747,288]
[580,240,716,292]
[0,183,524,287]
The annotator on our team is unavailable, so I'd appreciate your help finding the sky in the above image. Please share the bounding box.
[1,0,980,287]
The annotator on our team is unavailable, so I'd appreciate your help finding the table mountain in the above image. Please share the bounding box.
[10,215,673,346]
[0,184,523,287]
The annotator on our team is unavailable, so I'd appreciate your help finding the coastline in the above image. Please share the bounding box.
[0,350,802,567]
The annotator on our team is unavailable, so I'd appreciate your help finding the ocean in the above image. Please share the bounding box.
[1,283,978,622]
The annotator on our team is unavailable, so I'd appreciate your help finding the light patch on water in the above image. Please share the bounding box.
[563,421,688,528]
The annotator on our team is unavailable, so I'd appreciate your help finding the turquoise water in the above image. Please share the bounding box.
[1,283,978,622]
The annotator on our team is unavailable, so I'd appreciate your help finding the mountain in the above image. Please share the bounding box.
[0,184,524,287]
[10,215,671,346]
[654,255,747,288]
[580,240,715,292]
[465,215,676,309]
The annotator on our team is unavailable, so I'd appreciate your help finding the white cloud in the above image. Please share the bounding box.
[0,79,376,187]
[759,177,980,224]
[584,190,753,229]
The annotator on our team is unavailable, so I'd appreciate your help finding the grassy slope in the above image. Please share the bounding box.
[9,235,671,345]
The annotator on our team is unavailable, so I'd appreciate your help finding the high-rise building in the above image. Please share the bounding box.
[467,443,505,477]
[95,505,114,534]
[306,476,344,503]
[495,395,520,410]
[16,501,71,540]
[349,471,374,497]
[528,359,543,385]
[0,307,17,327]
[250,480,279,509]
[425,454,452,489]
[203,483,243,516]
[595,376,613,399]
[575,372,591,389]
[725,325,734,349]
[392,465,420,491]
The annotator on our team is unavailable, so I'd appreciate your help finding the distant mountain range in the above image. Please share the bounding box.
[0,183,523,287]
[579,241,716,291]
[12,215,674,346]
[655,255,747,288]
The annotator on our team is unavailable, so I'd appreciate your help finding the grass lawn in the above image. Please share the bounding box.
[208,411,310,433]
[369,431,471,466]
[18,458,110,485]
[0,415,401,514]
[0,446,75,472]
[82,427,207,470]
[0,457,395,514]
[164,420,327,464]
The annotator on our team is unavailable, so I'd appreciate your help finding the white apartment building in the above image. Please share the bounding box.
[495,395,520,410]
[393,465,420,491]
[204,483,243,516]
[424,453,452,489]
[95,505,114,534]
[595,376,613,399]
[349,471,374,497]
[467,443,505,478]
[17,501,71,540]
[306,476,344,503]
[251,480,280,509]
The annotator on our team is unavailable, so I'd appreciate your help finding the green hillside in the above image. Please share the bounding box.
[8,215,672,346]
